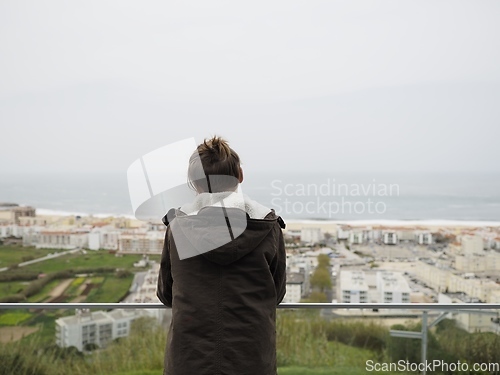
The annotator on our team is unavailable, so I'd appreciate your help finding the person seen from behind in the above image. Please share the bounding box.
[157,135,287,375]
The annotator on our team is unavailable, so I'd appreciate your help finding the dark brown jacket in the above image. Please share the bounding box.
[157,206,286,375]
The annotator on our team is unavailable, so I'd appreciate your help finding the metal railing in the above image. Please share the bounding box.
[1,302,499,310]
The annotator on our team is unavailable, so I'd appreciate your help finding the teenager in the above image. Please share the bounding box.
[157,136,286,375]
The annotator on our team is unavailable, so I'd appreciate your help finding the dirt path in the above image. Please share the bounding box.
[0,326,39,343]
[48,278,73,298]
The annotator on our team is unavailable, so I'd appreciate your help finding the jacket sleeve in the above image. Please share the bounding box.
[157,228,173,307]
[271,223,287,305]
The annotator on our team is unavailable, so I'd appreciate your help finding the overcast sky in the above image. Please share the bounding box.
[1,0,499,176]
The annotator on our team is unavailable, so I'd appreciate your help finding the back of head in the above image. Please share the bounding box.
[188,136,241,193]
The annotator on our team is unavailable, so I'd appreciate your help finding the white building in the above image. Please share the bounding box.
[36,230,89,249]
[414,259,451,293]
[339,271,368,304]
[0,224,11,238]
[286,255,312,297]
[88,227,120,251]
[0,204,36,225]
[455,252,500,273]
[283,272,304,303]
[349,231,365,245]
[337,227,350,241]
[397,230,415,242]
[462,235,484,256]
[383,232,398,245]
[118,231,164,254]
[438,293,495,333]
[56,309,114,351]
[415,259,500,303]
[22,226,45,246]
[416,232,433,245]
[55,308,162,351]
[129,264,162,303]
[300,227,323,245]
[376,271,411,303]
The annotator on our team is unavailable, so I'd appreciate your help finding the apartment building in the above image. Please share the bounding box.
[0,204,36,225]
[349,231,365,245]
[383,232,398,245]
[376,271,411,303]
[300,227,323,245]
[414,259,450,293]
[118,231,164,254]
[416,232,433,245]
[286,255,312,298]
[397,230,415,242]
[455,251,500,273]
[462,235,484,256]
[339,271,368,303]
[36,230,89,249]
[88,226,121,250]
[283,272,304,303]
[438,293,496,333]
[416,259,500,303]
[55,308,161,352]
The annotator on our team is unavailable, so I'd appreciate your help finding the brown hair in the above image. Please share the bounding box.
[188,136,242,193]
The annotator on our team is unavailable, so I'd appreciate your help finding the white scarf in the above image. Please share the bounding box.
[180,191,271,219]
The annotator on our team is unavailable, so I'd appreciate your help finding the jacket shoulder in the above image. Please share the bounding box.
[162,208,188,227]
[263,209,286,229]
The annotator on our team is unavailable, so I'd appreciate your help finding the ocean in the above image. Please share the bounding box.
[1,172,500,223]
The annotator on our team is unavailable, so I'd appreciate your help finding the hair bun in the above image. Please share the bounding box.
[204,136,230,159]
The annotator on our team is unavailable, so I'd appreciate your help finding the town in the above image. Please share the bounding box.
[1,202,500,352]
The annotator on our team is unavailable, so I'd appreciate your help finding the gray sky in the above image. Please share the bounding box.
[1,0,499,175]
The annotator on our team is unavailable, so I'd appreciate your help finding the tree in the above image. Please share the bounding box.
[317,254,330,269]
[310,268,332,293]
[83,343,99,352]
[301,291,328,303]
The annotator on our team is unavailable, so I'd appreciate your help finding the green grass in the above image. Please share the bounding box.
[148,255,161,263]
[279,368,366,375]
[85,274,134,303]
[0,245,58,268]
[90,276,105,284]
[0,310,32,326]
[64,276,86,297]
[22,252,143,274]
[111,370,394,375]
[21,312,58,343]
[0,281,26,298]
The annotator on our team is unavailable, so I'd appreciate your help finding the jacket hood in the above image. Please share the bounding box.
[163,192,282,265]
[170,207,277,265]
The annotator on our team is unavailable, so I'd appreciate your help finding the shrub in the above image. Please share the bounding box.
[22,271,73,298]
[323,319,387,353]
[116,269,132,279]
[0,294,26,303]
[0,270,40,282]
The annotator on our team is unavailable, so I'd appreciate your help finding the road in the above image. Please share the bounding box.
[123,271,147,302]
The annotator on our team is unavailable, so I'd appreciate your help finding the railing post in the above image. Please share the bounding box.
[421,310,428,375]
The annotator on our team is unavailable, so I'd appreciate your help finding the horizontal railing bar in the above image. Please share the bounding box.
[0,303,499,310]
